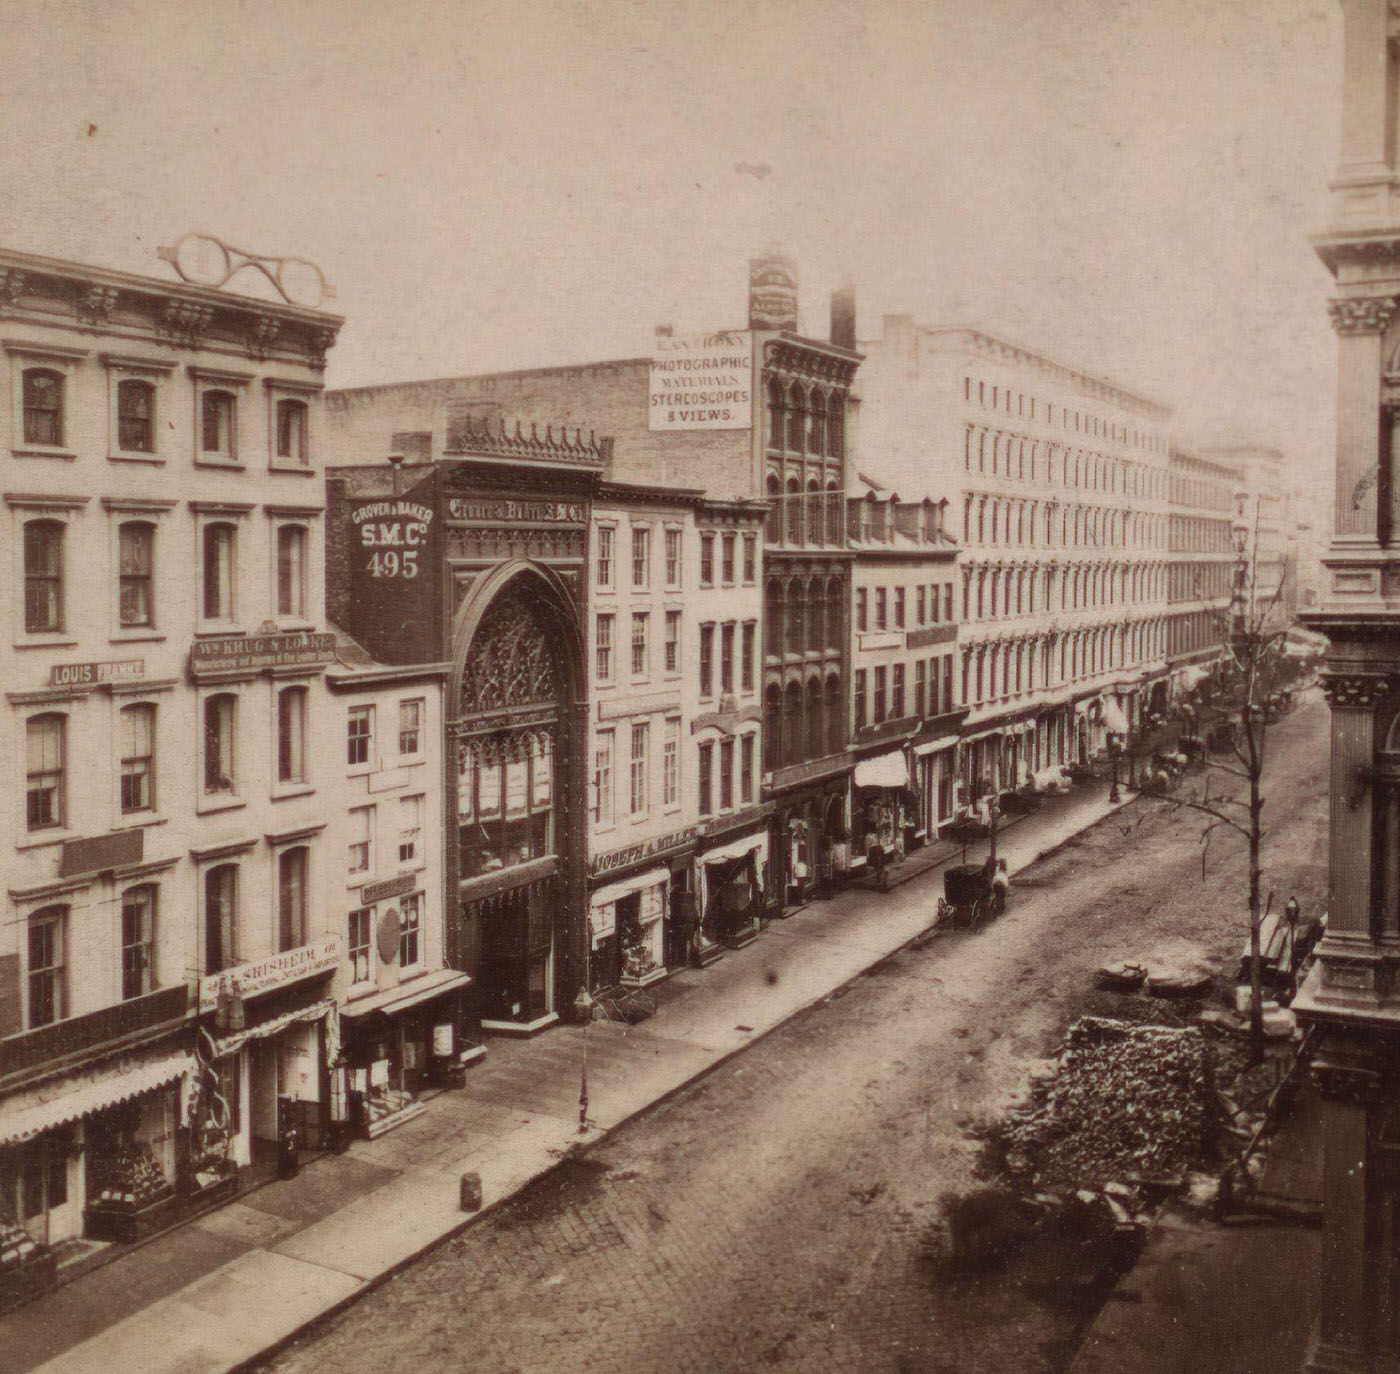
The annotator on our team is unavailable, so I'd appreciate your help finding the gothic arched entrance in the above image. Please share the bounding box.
[450,565,585,1031]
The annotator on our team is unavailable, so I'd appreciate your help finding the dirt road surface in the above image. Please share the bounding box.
[263,692,1329,1374]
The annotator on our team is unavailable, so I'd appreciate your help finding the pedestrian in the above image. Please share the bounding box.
[870,838,887,891]
[990,858,1010,914]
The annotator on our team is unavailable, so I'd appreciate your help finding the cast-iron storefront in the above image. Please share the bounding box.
[765,755,852,911]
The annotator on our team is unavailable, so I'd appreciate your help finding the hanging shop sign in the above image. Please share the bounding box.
[198,937,341,1013]
[376,909,401,964]
[190,631,336,676]
[649,330,753,431]
[50,659,145,688]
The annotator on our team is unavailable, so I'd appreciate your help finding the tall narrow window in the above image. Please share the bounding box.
[204,865,237,973]
[121,886,156,1000]
[277,847,308,951]
[856,588,868,632]
[348,806,372,874]
[631,526,650,588]
[276,525,306,617]
[399,893,421,966]
[740,732,755,803]
[119,703,156,813]
[699,624,714,697]
[26,715,64,830]
[202,523,235,621]
[665,528,681,588]
[596,526,614,588]
[854,669,867,727]
[630,723,648,815]
[27,907,65,1028]
[398,699,422,756]
[631,612,648,676]
[117,379,155,452]
[23,520,63,633]
[876,587,888,630]
[874,666,887,723]
[698,741,713,816]
[276,398,309,463]
[719,738,734,810]
[665,611,681,673]
[895,586,906,628]
[721,623,735,694]
[347,705,373,767]
[892,663,906,719]
[593,731,614,825]
[663,719,679,806]
[742,533,757,583]
[278,686,307,784]
[596,613,614,682]
[399,793,422,863]
[348,908,371,984]
[22,369,63,447]
[699,533,715,586]
[118,522,155,627]
[204,694,236,795]
[201,389,236,457]
[721,533,736,584]
[741,622,755,692]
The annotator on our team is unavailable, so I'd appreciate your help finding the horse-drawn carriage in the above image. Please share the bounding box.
[935,862,1005,930]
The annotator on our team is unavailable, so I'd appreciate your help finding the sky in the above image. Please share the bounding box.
[0,0,1342,503]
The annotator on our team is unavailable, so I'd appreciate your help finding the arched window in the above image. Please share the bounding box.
[205,864,239,974]
[827,391,844,459]
[119,703,156,813]
[766,470,781,497]
[764,686,782,771]
[807,579,824,651]
[765,580,783,657]
[23,368,63,447]
[23,519,64,633]
[783,682,803,766]
[807,388,826,455]
[786,383,806,452]
[767,375,784,449]
[787,578,805,656]
[118,521,155,627]
[117,378,155,452]
[825,576,843,651]
[277,525,307,618]
[276,398,309,464]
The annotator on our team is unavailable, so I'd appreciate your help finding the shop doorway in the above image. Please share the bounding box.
[665,870,692,968]
[249,1040,280,1167]
[1,1130,78,1246]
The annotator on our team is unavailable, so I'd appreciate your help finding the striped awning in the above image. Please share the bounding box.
[0,1048,192,1146]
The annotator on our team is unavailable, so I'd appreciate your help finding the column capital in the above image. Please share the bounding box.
[1321,670,1396,709]
[1328,295,1399,335]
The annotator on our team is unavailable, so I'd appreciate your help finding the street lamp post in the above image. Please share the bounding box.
[1109,735,1122,804]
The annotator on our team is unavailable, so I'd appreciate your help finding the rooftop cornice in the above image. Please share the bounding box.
[442,413,611,469]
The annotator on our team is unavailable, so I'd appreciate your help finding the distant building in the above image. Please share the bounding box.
[1165,444,1239,683]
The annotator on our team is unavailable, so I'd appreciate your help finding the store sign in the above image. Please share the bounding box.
[906,624,957,650]
[50,658,145,688]
[648,331,752,431]
[190,631,336,676]
[376,909,401,964]
[351,499,435,581]
[591,825,697,876]
[198,937,341,1013]
[361,873,416,905]
[447,497,585,524]
[59,828,143,878]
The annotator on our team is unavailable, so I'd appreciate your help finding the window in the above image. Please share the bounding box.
[596,526,614,588]
[596,614,614,682]
[944,654,955,712]
[721,533,736,584]
[23,520,63,633]
[347,705,373,767]
[874,666,887,723]
[742,533,756,583]
[632,526,650,588]
[699,624,714,697]
[854,670,867,727]
[349,908,371,984]
[201,389,236,457]
[202,523,235,621]
[741,622,755,692]
[399,892,422,966]
[119,703,156,813]
[719,738,734,810]
[121,886,156,1000]
[117,379,155,452]
[740,733,754,803]
[631,612,649,676]
[203,694,236,794]
[856,587,868,632]
[276,398,309,464]
[944,585,954,621]
[875,587,887,630]
[892,664,905,719]
[915,659,926,717]
[721,623,735,693]
[204,865,238,973]
[399,794,422,863]
[700,533,715,585]
[698,740,713,816]
[663,719,679,806]
[665,528,681,588]
[398,699,422,756]
[593,731,614,825]
[665,611,681,673]
[277,686,307,784]
[276,525,306,618]
[27,907,65,1028]
[895,586,906,628]
[630,723,648,815]
[277,847,308,951]
[348,806,372,874]
[118,523,154,627]
[22,369,63,447]
[917,585,926,625]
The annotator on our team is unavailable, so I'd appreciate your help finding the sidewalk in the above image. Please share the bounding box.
[7,778,1128,1374]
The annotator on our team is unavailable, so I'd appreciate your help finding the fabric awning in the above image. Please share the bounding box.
[0,1049,192,1146]
[913,734,960,757]
[1178,664,1211,691]
[1101,700,1130,733]
[853,751,909,790]
[211,998,336,1057]
[339,969,471,1020]
[590,867,671,910]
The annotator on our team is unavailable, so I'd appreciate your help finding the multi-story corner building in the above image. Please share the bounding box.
[857,316,1175,798]
[0,246,342,1253]
[846,480,962,866]
[1166,444,1240,687]
[1295,3,1400,1367]
[323,638,456,1138]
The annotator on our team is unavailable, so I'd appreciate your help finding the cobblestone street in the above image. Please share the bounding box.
[263,695,1329,1374]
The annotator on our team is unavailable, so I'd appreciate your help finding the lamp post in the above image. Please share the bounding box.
[1108,734,1122,804]
[572,985,592,1134]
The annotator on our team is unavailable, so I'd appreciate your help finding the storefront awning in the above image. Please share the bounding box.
[853,751,909,790]
[0,1049,192,1146]
[1101,700,1130,733]
[913,734,960,757]
[590,866,671,911]
[339,969,472,1020]
[211,998,337,1057]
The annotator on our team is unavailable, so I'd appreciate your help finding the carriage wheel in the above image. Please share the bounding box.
[936,897,949,923]
[970,897,985,931]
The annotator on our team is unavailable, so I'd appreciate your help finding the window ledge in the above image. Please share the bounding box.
[194,625,247,639]
[397,754,425,768]
[12,636,79,651]
[12,447,77,461]
[111,630,166,644]
[14,829,77,852]
[347,764,374,779]
[193,458,245,471]
[268,464,317,476]
[109,452,164,466]
[196,795,246,816]
[112,813,168,831]
[271,783,316,801]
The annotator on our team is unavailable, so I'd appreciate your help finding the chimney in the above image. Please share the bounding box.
[748,245,799,332]
[830,284,856,351]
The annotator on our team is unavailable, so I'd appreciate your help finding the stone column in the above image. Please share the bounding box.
[1322,673,1388,944]
[1327,303,1393,543]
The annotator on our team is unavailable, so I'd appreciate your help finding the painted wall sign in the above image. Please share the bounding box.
[905,624,957,650]
[591,825,697,876]
[198,937,342,1012]
[361,872,416,906]
[351,499,435,580]
[50,659,145,688]
[648,331,753,431]
[59,828,144,878]
[447,497,585,524]
[190,631,336,676]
